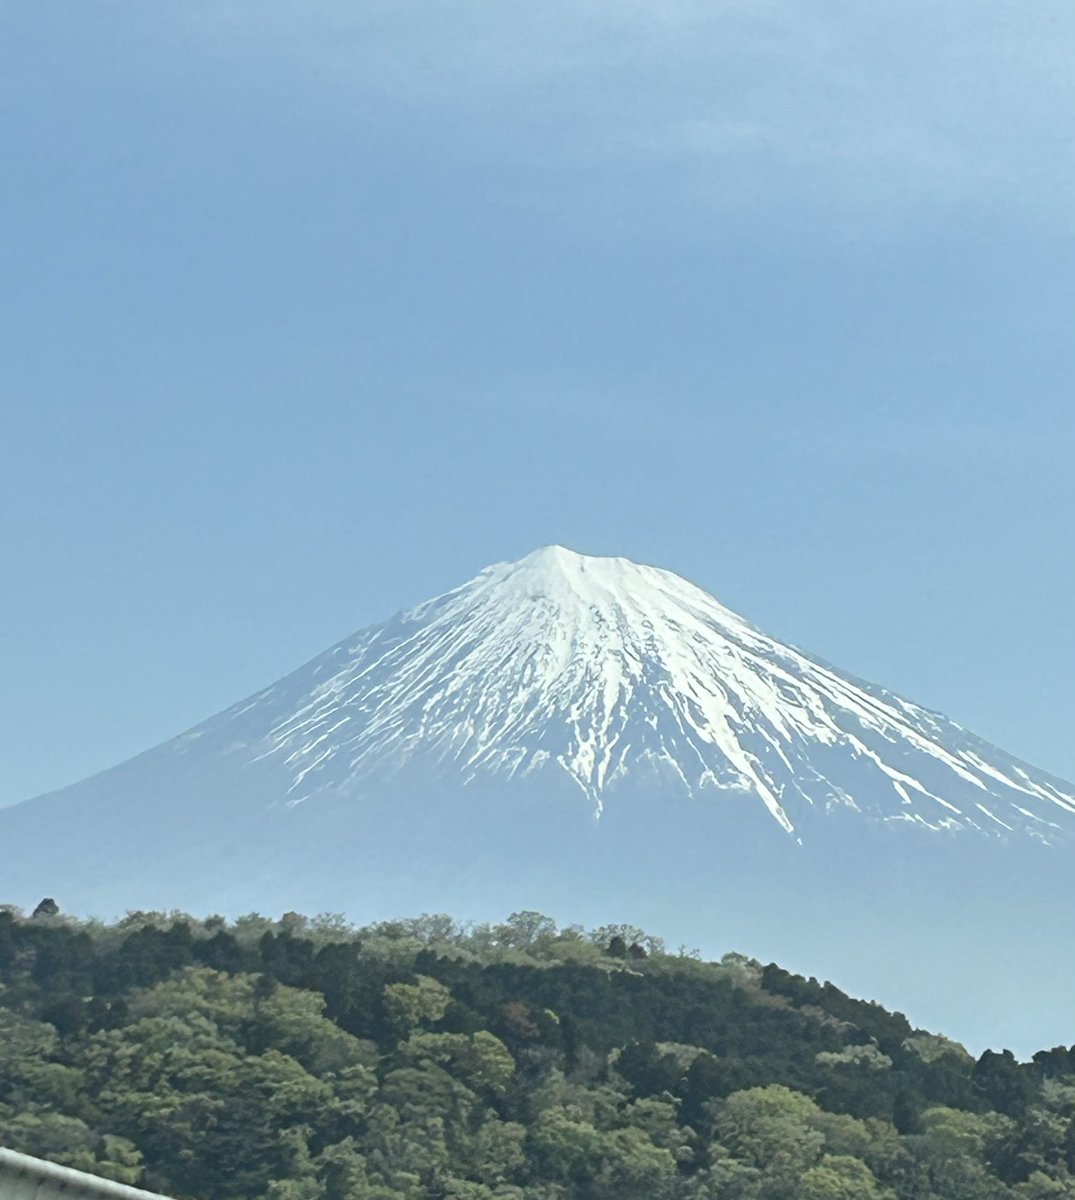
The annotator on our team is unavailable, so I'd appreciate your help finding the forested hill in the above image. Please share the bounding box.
[2,906,1074,1200]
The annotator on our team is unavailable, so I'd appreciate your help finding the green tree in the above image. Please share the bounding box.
[798,1154,892,1200]
[716,1085,824,1172]
[384,976,453,1033]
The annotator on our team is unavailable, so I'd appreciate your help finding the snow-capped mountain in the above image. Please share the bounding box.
[159,545,1074,842]
[4,546,1075,1053]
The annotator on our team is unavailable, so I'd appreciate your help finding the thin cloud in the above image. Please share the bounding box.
[180,1,1075,231]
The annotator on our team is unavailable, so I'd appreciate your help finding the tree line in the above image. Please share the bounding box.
[2,902,1074,1199]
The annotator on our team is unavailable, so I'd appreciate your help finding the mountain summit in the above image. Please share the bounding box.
[5,547,1075,1051]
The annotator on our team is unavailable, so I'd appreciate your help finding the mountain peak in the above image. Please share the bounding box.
[517,543,589,565]
[495,545,666,588]
[513,544,649,568]
[463,545,736,630]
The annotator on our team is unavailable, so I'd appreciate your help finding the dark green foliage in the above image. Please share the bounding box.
[606,935,628,959]
[1,904,1074,1200]
[974,1048,1039,1115]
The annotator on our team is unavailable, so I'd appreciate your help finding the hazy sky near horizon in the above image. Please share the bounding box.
[2,1,1073,807]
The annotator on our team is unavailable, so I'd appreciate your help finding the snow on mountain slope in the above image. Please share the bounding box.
[168,546,1075,842]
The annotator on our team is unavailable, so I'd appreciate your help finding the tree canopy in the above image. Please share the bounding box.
[2,903,1074,1199]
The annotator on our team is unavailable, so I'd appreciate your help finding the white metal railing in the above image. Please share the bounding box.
[0,1149,175,1200]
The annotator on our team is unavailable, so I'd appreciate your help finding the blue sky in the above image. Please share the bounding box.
[2,1,1073,807]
